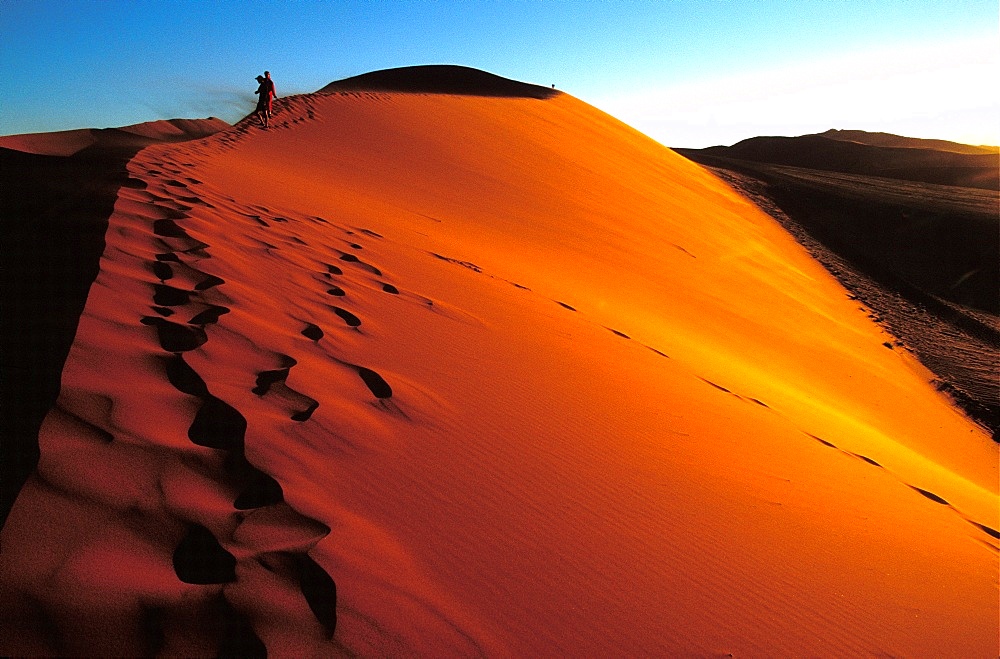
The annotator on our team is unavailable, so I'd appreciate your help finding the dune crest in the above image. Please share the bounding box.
[0,118,229,157]
[1,75,996,656]
[321,64,559,99]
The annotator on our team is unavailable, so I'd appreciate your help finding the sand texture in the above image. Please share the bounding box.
[678,137,1000,436]
[1,78,996,656]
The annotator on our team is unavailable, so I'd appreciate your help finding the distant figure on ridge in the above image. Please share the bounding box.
[254,71,277,128]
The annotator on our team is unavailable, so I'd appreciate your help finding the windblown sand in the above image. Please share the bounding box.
[1,88,996,656]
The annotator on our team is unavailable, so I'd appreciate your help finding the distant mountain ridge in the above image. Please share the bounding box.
[685,129,998,191]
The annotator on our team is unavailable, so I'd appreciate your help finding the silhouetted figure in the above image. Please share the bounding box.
[254,71,277,128]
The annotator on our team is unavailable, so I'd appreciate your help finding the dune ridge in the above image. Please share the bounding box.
[0,118,229,157]
[2,145,341,656]
[1,72,997,656]
[0,117,231,531]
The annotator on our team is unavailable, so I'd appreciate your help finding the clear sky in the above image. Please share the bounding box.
[1,0,997,148]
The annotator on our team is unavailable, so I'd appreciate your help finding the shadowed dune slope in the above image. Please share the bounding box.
[0,118,231,531]
[675,143,1000,316]
[0,77,996,656]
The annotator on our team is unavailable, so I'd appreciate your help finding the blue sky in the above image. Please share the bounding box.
[1,0,997,147]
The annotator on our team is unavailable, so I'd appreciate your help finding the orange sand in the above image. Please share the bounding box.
[1,87,996,656]
[0,118,229,156]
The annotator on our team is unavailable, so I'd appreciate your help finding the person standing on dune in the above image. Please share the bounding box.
[254,71,277,128]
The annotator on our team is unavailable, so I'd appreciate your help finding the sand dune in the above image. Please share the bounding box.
[321,64,559,99]
[690,132,999,191]
[818,129,999,156]
[0,117,231,531]
[0,69,996,656]
[0,118,229,157]
[677,136,1000,435]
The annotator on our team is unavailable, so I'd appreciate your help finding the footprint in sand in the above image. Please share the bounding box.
[162,356,284,509]
[909,486,948,505]
[252,552,337,636]
[301,323,324,341]
[970,521,1000,540]
[152,219,191,239]
[188,396,248,450]
[194,273,225,290]
[172,524,236,584]
[251,355,297,395]
[252,355,320,422]
[330,306,361,328]
[338,252,382,276]
[801,430,998,543]
[233,468,285,510]
[163,353,210,397]
[152,261,173,281]
[807,433,838,449]
[138,188,340,642]
[850,453,882,468]
[152,284,191,307]
[354,366,392,399]
[188,305,230,326]
[141,316,208,352]
[295,554,338,635]
[152,327,245,453]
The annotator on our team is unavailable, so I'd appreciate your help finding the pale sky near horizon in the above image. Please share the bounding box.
[1,0,997,148]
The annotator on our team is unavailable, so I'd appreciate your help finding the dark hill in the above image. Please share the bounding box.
[690,134,998,191]
[321,65,560,99]
[819,129,997,155]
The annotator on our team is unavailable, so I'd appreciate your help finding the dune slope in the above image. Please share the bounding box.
[1,78,996,656]
[0,118,228,531]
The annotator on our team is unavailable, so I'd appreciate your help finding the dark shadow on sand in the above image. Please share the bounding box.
[0,123,227,532]
[0,139,146,532]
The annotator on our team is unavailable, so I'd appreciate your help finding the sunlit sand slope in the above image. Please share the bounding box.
[1,82,996,656]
